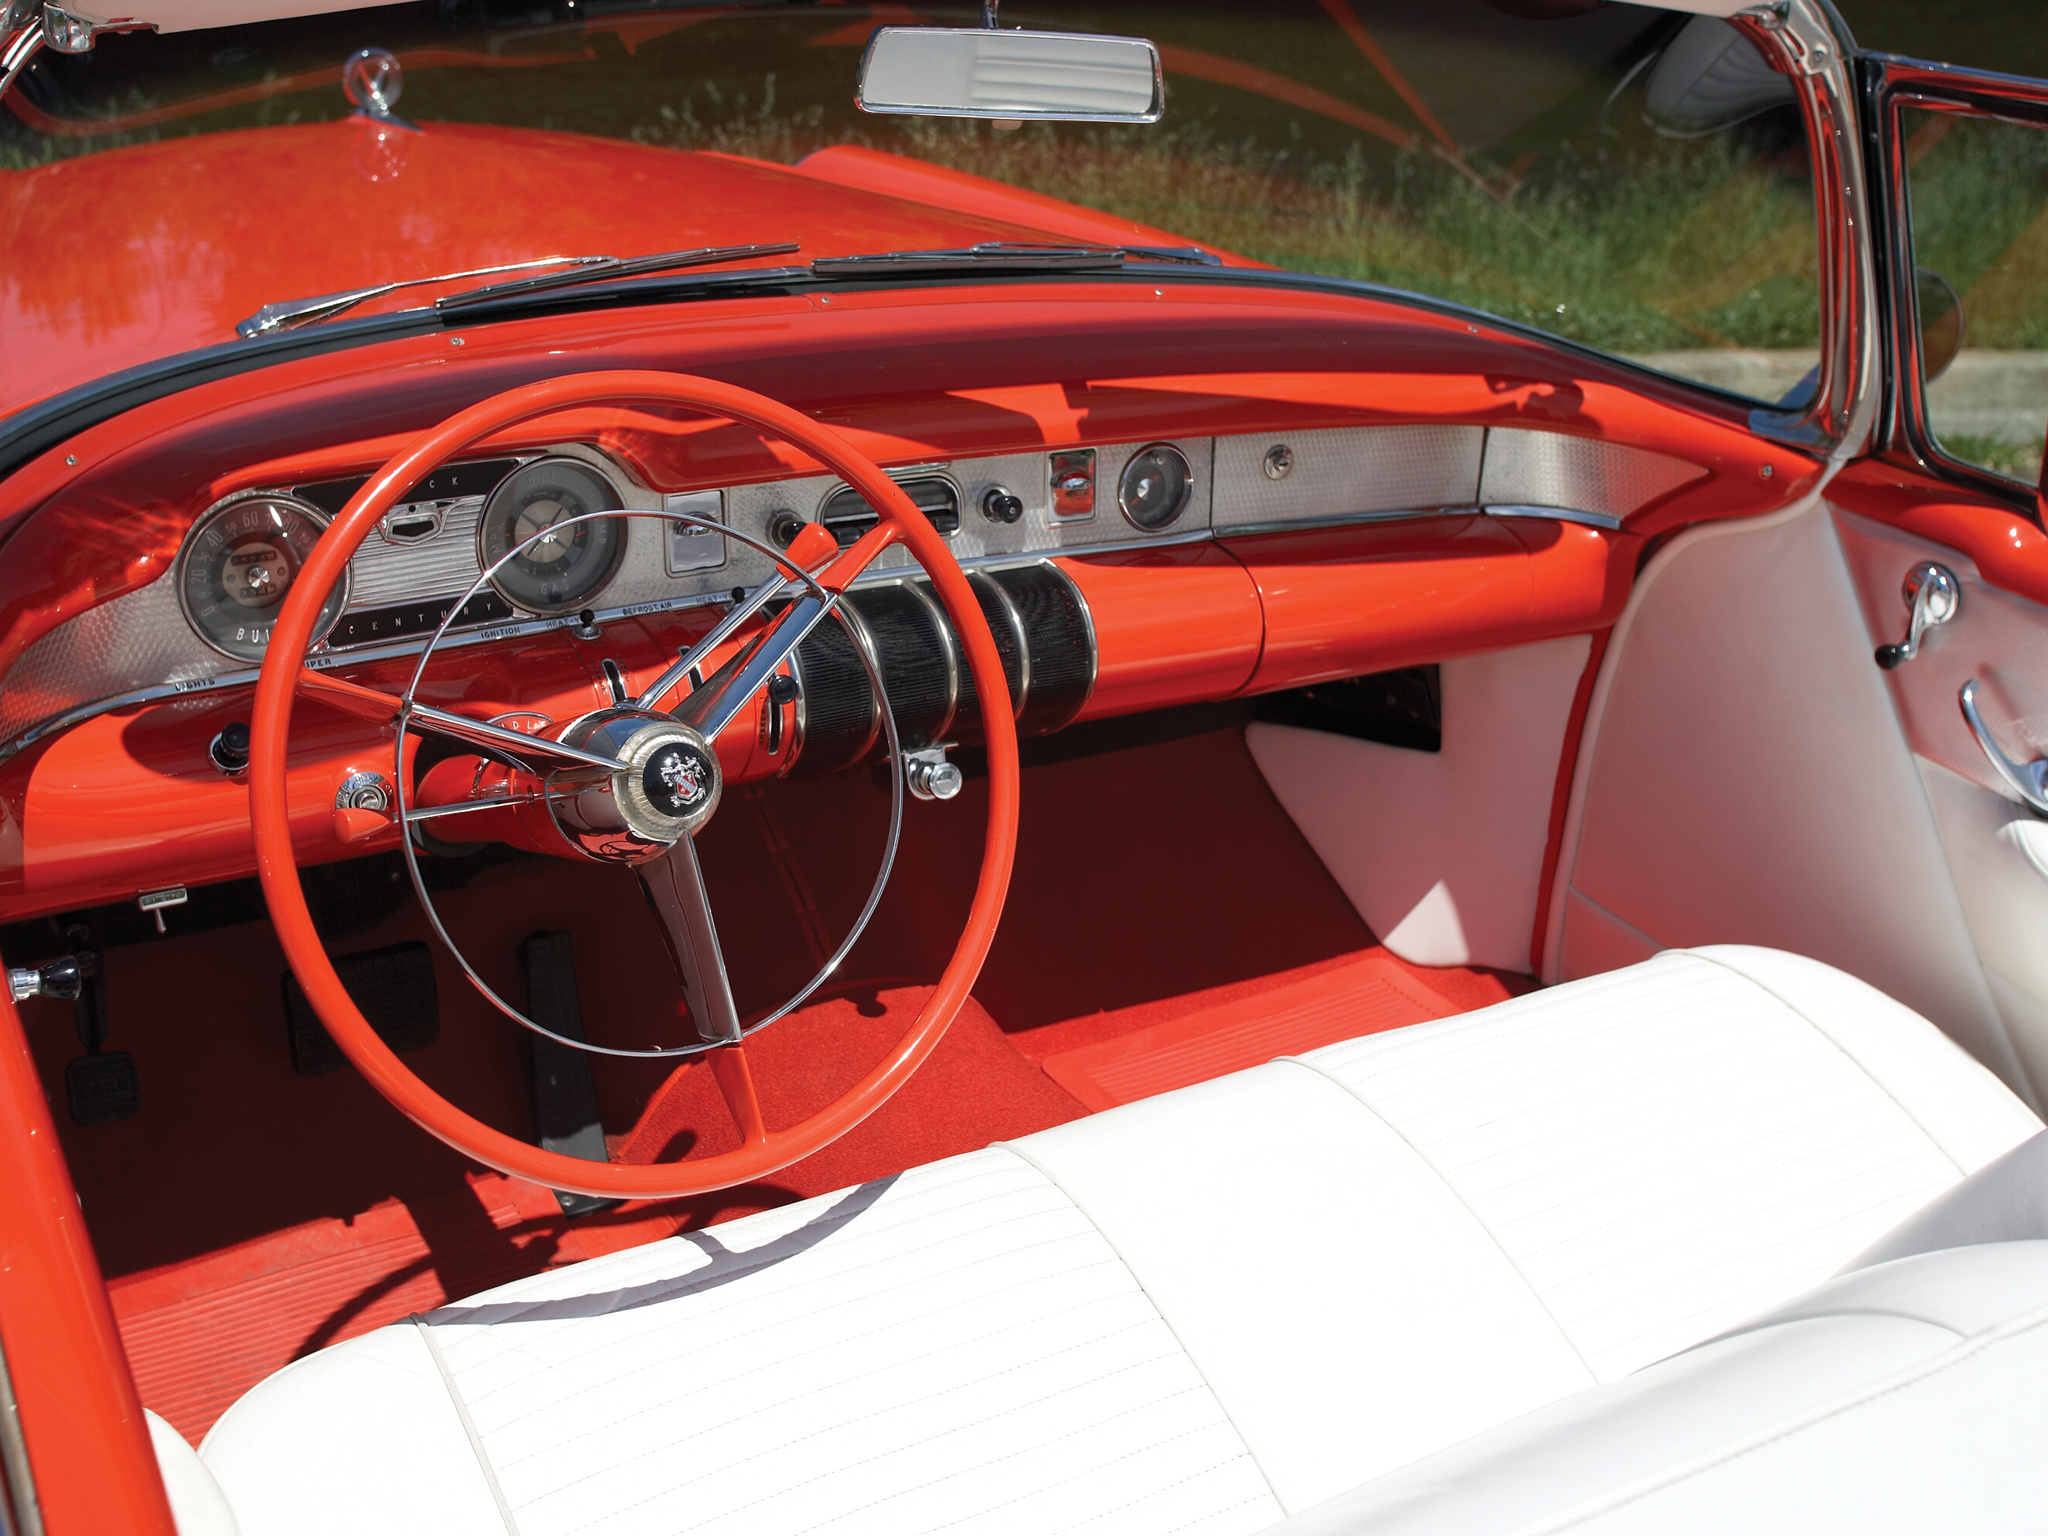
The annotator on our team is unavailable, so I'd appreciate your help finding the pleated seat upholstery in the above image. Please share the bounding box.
[196,947,2042,1536]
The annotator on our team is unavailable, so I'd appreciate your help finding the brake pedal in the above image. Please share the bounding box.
[282,941,440,1076]
[520,931,620,1218]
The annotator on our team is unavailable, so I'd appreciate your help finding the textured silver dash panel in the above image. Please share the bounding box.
[1211,426,1484,530]
[1479,428,1705,519]
[0,574,225,743]
[345,496,488,609]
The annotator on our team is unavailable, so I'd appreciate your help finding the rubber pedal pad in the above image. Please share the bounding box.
[520,930,620,1218]
[281,941,440,1077]
[66,1051,140,1125]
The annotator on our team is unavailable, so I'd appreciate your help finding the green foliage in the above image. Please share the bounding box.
[1938,432,2044,485]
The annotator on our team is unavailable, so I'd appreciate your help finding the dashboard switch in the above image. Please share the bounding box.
[1049,450,1096,519]
[209,720,251,776]
[981,486,1025,524]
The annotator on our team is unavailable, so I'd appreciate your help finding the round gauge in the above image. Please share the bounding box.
[1117,443,1194,531]
[176,493,347,662]
[477,458,627,616]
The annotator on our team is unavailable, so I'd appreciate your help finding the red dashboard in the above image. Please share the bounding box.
[0,278,1817,923]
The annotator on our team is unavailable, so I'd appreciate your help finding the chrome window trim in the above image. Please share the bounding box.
[1733,0,1879,459]
[1865,56,2048,510]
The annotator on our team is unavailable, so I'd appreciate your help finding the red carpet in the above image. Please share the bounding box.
[47,723,1533,1446]
[1041,952,1460,1110]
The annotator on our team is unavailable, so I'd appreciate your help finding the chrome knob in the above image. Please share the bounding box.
[8,956,83,1004]
[904,748,964,802]
[1875,561,1960,670]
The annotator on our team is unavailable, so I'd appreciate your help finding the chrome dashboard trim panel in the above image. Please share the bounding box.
[1211,425,1484,530]
[0,423,1670,763]
[1477,428,1704,521]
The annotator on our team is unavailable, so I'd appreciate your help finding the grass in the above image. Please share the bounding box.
[8,3,2043,381]
[1939,433,2044,486]
[614,96,1824,360]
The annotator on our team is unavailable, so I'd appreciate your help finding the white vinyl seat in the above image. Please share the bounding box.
[197,947,2042,1536]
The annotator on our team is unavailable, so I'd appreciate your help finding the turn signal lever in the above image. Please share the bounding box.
[1960,679,2048,816]
[1875,562,1960,669]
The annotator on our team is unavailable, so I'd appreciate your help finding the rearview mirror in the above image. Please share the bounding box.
[856,27,1163,124]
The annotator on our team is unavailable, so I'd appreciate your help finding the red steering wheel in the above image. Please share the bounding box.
[249,371,1020,1199]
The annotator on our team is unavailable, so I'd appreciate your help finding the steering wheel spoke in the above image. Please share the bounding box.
[639,834,742,1047]
[297,667,625,775]
[675,591,842,741]
[709,1044,769,1148]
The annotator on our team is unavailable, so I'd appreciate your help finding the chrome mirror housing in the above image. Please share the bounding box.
[856,26,1162,124]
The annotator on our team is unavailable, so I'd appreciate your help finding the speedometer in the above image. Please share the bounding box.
[176,493,347,662]
[476,458,627,616]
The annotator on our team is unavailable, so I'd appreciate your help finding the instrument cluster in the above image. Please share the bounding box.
[175,436,1215,667]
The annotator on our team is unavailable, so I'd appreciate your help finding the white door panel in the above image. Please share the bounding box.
[1547,491,2033,1108]
[1833,510,2048,795]
[1831,510,2048,1102]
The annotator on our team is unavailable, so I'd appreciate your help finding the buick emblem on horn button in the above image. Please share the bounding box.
[644,742,713,818]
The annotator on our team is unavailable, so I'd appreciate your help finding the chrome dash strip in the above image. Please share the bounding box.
[1481,503,1625,532]
[2,501,1621,764]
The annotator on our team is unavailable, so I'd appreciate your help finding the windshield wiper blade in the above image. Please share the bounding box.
[436,242,801,312]
[236,255,613,339]
[235,243,801,339]
[809,242,1221,277]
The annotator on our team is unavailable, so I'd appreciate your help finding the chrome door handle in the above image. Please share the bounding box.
[1960,679,2048,815]
[1876,562,1961,669]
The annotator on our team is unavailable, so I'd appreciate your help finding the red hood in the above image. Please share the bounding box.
[0,121,1100,421]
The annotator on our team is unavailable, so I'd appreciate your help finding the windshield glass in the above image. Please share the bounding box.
[2,1,1820,406]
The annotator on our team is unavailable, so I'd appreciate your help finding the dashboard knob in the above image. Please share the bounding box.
[904,748,964,802]
[8,956,83,1004]
[980,486,1025,525]
[209,720,251,776]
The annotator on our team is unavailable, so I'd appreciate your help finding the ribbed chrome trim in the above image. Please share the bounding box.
[1217,504,1623,537]
[832,599,886,770]
[900,578,960,745]
[1482,504,1624,532]
[1217,507,1469,538]
[1052,559,1101,718]
[968,568,1031,722]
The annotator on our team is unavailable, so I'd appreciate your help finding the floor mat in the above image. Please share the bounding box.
[1040,951,1461,1112]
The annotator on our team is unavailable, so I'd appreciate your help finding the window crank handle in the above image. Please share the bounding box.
[1875,562,1960,669]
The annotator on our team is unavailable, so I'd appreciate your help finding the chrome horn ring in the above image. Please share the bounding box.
[391,504,905,1060]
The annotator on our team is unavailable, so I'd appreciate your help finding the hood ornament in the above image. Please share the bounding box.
[343,46,413,131]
